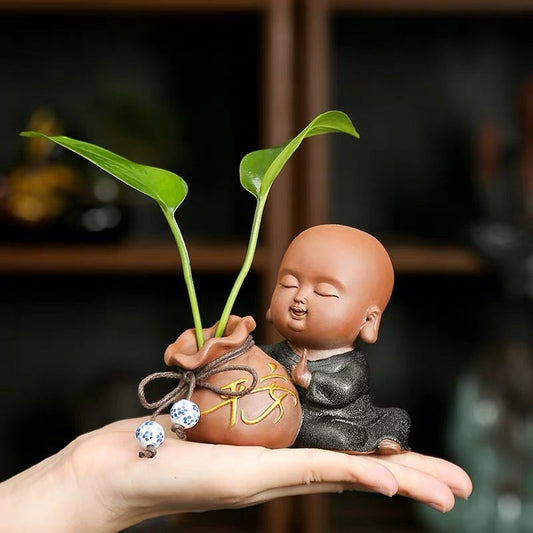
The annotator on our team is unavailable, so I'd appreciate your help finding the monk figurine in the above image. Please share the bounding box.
[262,224,410,454]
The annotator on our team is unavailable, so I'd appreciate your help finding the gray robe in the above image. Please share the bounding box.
[261,341,410,452]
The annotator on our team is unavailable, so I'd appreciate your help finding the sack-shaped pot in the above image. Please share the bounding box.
[164,315,302,448]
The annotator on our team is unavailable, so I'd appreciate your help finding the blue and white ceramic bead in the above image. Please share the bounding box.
[170,399,200,429]
[136,420,165,450]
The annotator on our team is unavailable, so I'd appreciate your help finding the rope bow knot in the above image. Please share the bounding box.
[138,335,258,439]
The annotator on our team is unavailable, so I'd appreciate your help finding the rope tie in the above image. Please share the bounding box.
[138,335,258,450]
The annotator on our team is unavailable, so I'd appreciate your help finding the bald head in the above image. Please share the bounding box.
[283,225,394,311]
[269,224,395,351]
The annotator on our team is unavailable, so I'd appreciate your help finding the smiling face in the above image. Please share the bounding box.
[268,225,394,354]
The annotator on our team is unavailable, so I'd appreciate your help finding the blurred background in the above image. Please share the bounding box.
[0,1,532,532]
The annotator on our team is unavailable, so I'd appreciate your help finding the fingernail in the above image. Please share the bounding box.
[379,486,395,498]
[428,502,445,513]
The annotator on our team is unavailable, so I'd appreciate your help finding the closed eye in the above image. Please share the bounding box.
[314,282,340,298]
[279,274,299,289]
[314,291,339,298]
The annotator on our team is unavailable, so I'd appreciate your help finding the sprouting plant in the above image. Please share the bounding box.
[21,110,358,348]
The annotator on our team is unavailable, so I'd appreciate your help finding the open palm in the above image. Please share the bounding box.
[49,415,472,531]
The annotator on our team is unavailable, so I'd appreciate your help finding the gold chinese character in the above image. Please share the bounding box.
[200,363,298,426]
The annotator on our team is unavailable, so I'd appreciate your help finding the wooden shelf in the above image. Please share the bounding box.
[330,0,533,13]
[0,241,484,275]
[387,242,486,275]
[0,0,266,11]
[0,242,267,274]
[2,0,530,13]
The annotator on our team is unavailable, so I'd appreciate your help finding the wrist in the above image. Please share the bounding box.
[0,436,127,533]
[0,453,76,532]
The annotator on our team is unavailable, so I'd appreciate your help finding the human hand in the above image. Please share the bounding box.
[0,415,472,533]
[291,348,312,388]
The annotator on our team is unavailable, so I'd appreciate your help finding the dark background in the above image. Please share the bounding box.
[0,5,532,533]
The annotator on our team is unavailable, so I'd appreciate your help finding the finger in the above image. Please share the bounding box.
[230,481,373,509]
[99,417,467,512]
[239,447,399,498]
[119,441,400,516]
[105,416,398,497]
[371,456,457,512]
[149,441,399,502]
[379,452,472,499]
[108,422,399,499]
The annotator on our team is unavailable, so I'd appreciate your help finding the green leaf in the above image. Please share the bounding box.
[20,132,188,212]
[215,110,359,338]
[239,110,359,200]
[20,130,205,346]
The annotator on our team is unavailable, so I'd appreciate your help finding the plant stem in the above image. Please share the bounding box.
[215,198,266,337]
[162,207,204,348]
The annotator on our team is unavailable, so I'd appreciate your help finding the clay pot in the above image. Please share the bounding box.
[164,315,302,448]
